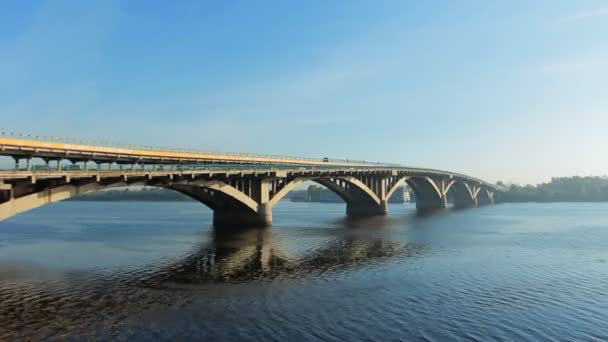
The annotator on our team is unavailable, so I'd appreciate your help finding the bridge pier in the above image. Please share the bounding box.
[213,210,271,227]
[415,196,448,212]
[212,203,273,227]
[346,200,388,218]
[477,193,494,206]
[452,185,478,209]
[258,203,273,225]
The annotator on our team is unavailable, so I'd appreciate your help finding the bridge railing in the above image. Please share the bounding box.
[0,131,397,167]
[0,132,497,189]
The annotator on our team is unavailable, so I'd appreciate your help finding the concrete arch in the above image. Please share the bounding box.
[269,177,311,207]
[270,176,384,208]
[313,178,354,203]
[267,176,388,219]
[165,183,257,214]
[161,179,262,226]
[343,177,381,205]
[446,181,477,208]
[386,176,408,201]
[0,178,259,223]
[0,180,142,221]
[318,177,385,217]
[477,188,494,205]
[184,180,259,213]
[406,177,445,211]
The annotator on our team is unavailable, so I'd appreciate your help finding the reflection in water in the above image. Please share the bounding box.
[0,219,422,339]
[149,225,424,286]
[3,202,608,340]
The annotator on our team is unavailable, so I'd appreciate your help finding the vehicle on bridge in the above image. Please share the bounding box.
[0,133,498,226]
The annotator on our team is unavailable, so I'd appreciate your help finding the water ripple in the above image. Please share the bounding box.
[1,202,608,340]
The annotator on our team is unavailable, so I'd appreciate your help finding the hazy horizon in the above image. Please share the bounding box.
[2,0,607,184]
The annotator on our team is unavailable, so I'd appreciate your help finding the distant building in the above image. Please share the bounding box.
[404,188,411,202]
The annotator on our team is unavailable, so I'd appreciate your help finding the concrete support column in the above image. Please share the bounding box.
[56,159,62,171]
[13,158,19,170]
[380,199,388,213]
[256,180,273,225]
[477,190,494,206]
[210,179,274,228]
[380,178,387,200]
[346,201,388,217]
[259,180,270,204]
[257,202,273,225]
[213,207,271,227]
[415,196,447,212]
[26,157,32,171]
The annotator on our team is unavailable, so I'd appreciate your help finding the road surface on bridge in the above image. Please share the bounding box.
[0,133,498,226]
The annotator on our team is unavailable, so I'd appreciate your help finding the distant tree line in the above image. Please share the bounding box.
[497,176,608,202]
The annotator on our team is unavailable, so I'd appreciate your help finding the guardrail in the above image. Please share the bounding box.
[0,132,497,189]
[0,131,396,166]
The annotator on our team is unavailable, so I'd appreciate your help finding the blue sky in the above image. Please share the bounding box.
[1,0,607,184]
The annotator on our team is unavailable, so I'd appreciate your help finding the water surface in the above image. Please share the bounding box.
[1,201,607,340]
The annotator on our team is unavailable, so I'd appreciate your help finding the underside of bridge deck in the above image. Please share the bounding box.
[0,167,496,227]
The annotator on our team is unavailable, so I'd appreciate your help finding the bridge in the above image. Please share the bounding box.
[0,133,497,226]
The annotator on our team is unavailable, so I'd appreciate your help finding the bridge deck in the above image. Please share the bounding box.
[0,136,383,167]
[0,167,497,190]
[0,134,499,225]
[0,134,499,191]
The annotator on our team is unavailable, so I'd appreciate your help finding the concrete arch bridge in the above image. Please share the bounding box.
[0,134,497,226]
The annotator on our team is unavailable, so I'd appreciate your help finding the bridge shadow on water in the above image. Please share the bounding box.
[140,204,478,289]
[142,219,427,287]
[0,212,445,339]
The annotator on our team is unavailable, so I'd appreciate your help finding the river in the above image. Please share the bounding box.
[0,201,607,340]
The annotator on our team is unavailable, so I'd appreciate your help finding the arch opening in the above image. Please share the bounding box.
[268,177,386,217]
[270,178,349,207]
[0,179,259,225]
[446,181,477,209]
[405,177,446,212]
[477,188,494,206]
